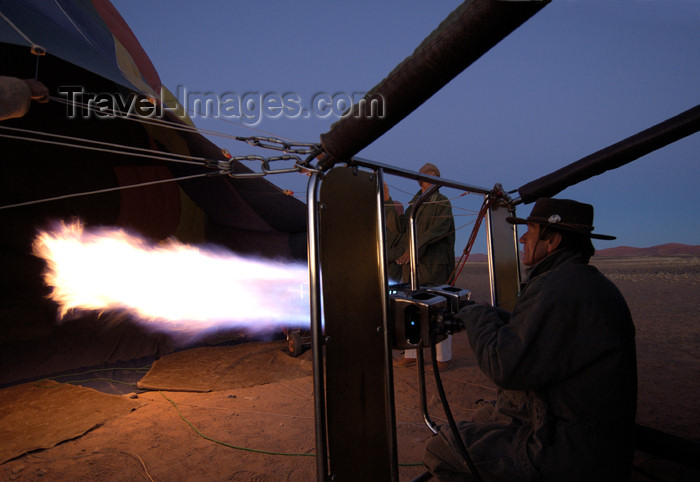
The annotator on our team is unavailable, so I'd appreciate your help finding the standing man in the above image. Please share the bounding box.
[384,162,456,369]
[423,198,638,480]
[385,199,406,283]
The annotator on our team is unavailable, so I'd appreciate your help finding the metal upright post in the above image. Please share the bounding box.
[306,172,328,481]
[407,184,440,434]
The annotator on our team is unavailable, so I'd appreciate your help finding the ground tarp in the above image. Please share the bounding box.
[136,340,313,392]
[0,380,143,464]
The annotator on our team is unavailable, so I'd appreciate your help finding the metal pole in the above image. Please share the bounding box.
[516,103,700,204]
[408,183,440,434]
[319,0,551,167]
[408,184,439,291]
[307,172,328,481]
[352,157,492,196]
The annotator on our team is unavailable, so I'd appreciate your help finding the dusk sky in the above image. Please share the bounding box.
[112,0,700,253]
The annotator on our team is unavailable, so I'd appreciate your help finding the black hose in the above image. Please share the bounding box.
[430,330,483,481]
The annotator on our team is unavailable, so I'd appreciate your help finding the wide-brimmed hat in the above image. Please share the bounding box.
[506,198,615,240]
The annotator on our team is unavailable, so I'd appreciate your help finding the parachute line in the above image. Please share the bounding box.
[0,125,211,165]
[0,8,37,48]
[0,172,212,211]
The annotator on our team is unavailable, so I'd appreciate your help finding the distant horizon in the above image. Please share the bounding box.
[465,242,700,262]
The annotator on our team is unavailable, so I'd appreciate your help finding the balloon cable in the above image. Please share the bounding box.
[0,172,214,211]
[0,125,211,166]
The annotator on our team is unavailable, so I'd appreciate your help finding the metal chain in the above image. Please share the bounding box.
[235,136,320,155]
[219,137,322,179]
[215,154,302,178]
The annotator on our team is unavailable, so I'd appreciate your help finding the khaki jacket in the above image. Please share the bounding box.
[384,189,455,285]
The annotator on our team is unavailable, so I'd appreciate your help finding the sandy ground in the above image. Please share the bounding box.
[1,256,699,481]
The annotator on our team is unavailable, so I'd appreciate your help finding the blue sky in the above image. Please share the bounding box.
[112,0,700,252]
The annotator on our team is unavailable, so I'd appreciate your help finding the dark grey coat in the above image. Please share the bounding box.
[435,249,637,480]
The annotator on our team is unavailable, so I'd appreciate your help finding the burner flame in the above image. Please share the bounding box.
[32,220,309,335]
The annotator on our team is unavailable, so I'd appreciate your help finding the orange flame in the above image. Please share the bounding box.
[32,220,309,334]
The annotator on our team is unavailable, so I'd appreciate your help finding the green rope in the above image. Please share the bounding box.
[32,365,152,388]
[50,366,152,378]
[159,391,424,467]
[35,377,139,387]
[29,378,423,467]
[159,391,315,458]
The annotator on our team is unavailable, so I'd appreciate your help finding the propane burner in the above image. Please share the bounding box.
[388,283,471,349]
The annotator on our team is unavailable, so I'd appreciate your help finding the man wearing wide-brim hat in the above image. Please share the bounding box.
[423,198,638,481]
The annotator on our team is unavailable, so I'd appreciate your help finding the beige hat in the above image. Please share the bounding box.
[419,162,440,177]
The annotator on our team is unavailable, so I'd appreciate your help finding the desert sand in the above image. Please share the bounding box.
[1,256,699,481]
